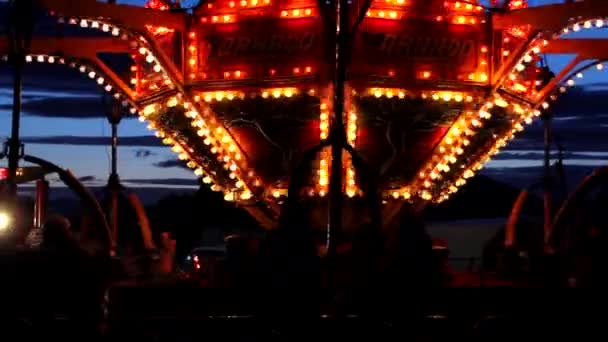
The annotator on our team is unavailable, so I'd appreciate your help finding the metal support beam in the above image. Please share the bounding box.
[37,0,186,31]
[544,39,608,60]
[0,37,131,57]
[327,0,350,266]
[534,55,583,105]
[493,0,608,32]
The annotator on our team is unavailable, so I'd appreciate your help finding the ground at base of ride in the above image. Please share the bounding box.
[104,285,608,341]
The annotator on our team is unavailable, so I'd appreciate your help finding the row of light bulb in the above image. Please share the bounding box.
[431,25,577,202]
[194,87,307,103]
[187,31,198,80]
[56,12,259,202]
[432,101,537,203]
[318,97,331,196]
[60,17,123,38]
[60,16,168,95]
[175,97,257,200]
[345,92,359,198]
[141,98,256,202]
[11,53,137,113]
[367,88,475,103]
[562,18,606,35]
[427,35,552,202]
[429,35,554,203]
[71,17,254,201]
[435,103,537,203]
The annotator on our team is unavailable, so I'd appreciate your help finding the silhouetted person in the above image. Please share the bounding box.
[387,206,441,289]
[34,215,106,337]
[262,201,319,289]
[217,235,259,288]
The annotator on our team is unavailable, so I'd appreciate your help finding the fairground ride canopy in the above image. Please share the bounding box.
[3,0,608,228]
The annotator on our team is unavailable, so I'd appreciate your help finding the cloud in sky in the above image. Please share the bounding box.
[122,178,199,186]
[20,135,163,147]
[154,159,189,169]
[0,96,111,118]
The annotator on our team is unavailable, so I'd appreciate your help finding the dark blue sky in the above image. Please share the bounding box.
[1,0,607,196]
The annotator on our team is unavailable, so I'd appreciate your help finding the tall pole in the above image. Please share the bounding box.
[106,99,122,250]
[6,55,24,197]
[542,112,553,248]
[327,0,349,267]
[5,0,34,215]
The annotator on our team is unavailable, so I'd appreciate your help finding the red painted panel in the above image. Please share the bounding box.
[200,17,324,79]
[353,18,485,80]
[229,120,321,182]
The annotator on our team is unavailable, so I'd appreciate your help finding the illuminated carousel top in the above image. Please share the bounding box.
[3,0,608,227]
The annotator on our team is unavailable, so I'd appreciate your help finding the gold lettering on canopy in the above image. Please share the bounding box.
[364,33,475,59]
[212,32,318,58]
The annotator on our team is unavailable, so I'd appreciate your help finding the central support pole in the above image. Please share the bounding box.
[327,0,350,266]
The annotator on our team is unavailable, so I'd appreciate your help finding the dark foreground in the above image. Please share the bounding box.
[3,281,608,341]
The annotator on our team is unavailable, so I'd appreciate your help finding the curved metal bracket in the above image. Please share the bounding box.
[22,154,114,256]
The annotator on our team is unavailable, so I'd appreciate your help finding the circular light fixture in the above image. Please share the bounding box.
[0,212,11,231]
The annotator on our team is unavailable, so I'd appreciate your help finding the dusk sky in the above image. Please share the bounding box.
[1,0,608,201]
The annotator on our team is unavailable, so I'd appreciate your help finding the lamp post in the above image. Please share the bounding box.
[542,111,553,248]
[0,1,34,237]
[105,96,123,249]
[5,1,34,198]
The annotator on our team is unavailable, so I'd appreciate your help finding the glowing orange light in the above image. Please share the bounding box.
[293,9,300,16]
[388,70,395,77]
[212,16,218,22]
[189,45,196,52]
[235,70,242,78]
[305,66,312,73]
[281,10,288,17]
[293,67,300,74]
[457,16,465,24]
[240,0,247,5]
[223,15,231,22]
[305,8,312,15]
[422,71,431,79]
[189,32,196,39]
[378,11,385,18]
[229,1,235,7]
[251,0,258,5]
[436,16,443,22]
[389,11,397,19]
[224,71,231,78]
[207,3,213,8]
[480,46,488,53]
[189,58,196,66]
[269,69,276,75]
